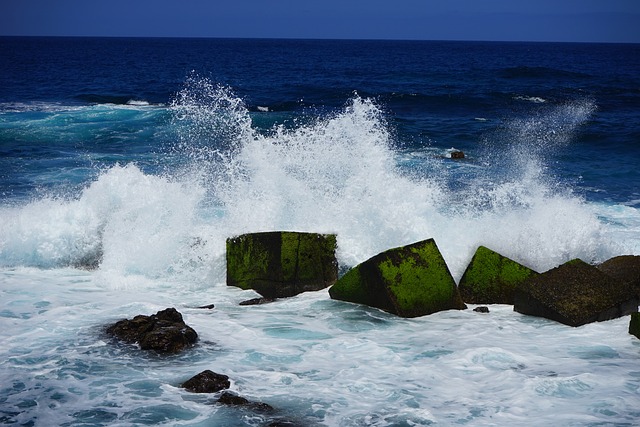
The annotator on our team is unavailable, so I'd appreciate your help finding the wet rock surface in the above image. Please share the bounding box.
[227,231,338,298]
[329,238,466,317]
[106,307,198,354]
[514,259,638,327]
[181,370,230,393]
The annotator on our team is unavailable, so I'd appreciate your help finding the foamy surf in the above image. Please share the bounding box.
[0,79,624,282]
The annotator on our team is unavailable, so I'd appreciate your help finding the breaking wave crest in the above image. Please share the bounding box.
[0,77,623,281]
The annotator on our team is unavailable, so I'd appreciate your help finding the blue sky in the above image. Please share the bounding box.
[1,0,639,43]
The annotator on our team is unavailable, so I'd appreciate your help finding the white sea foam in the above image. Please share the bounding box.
[0,82,629,282]
[126,99,150,106]
[0,270,638,426]
[514,95,547,103]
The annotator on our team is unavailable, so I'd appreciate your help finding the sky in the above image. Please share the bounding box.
[1,0,639,43]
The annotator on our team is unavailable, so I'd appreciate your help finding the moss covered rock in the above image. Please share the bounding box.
[226,231,338,298]
[458,246,538,304]
[629,313,640,339]
[329,238,466,317]
[514,259,639,327]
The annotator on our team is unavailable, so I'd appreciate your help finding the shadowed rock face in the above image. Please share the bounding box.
[514,259,638,327]
[226,231,338,298]
[106,308,198,354]
[597,255,640,298]
[329,238,466,318]
[458,246,538,304]
[630,313,640,339]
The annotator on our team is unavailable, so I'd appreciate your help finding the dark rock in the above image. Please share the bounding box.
[106,307,198,353]
[597,255,640,298]
[218,391,250,405]
[182,370,230,393]
[196,304,215,309]
[239,297,277,306]
[450,150,465,159]
[227,231,338,298]
[459,246,538,304]
[217,391,274,412]
[329,238,467,318]
[473,306,490,313]
[514,259,639,327]
[267,421,301,427]
[630,313,640,339]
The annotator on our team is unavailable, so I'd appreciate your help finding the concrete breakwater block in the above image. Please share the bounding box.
[514,259,638,327]
[329,238,466,318]
[226,231,338,298]
[458,246,538,304]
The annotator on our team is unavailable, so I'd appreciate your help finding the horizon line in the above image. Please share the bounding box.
[1,34,638,45]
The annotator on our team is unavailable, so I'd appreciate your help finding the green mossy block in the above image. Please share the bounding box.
[329,238,466,318]
[226,231,337,298]
[629,313,640,339]
[458,246,538,304]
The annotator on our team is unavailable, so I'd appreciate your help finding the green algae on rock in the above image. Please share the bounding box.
[226,231,338,298]
[458,246,538,304]
[514,259,639,327]
[329,238,466,318]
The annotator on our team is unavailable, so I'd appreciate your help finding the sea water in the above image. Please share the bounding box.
[0,38,639,426]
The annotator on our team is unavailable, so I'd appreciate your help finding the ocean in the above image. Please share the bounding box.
[0,37,639,426]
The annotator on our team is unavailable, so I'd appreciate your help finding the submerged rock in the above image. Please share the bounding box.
[514,259,638,327]
[329,238,466,317]
[239,297,277,306]
[473,306,490,313]
[181,370,230,393]
[458,246,538,304]
[217,391,274,412]
[226,231,338,298]
[106,307,198,354]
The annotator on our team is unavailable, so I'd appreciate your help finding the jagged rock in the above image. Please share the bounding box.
[217,391,274,412]
[514,259,638,327]
[239,297,277,306]
[226,231,338,298]
[181,370,230,393]
[597,255,640,298]
[329,238,467,318]
[106,307,198,353]
[458,246,538,304]
[629,313,640,339]
[473,306,490,313]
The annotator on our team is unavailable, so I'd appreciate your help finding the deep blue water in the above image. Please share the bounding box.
[1,37,639,204]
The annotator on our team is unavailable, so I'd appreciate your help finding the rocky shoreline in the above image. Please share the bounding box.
[104,231,640,424]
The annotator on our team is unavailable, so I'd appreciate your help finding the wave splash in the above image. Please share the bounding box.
[0,77,624,281]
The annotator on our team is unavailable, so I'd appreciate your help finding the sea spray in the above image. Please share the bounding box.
[170,80,616,278]
[0,165,210,279]
[0,80,621,281]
